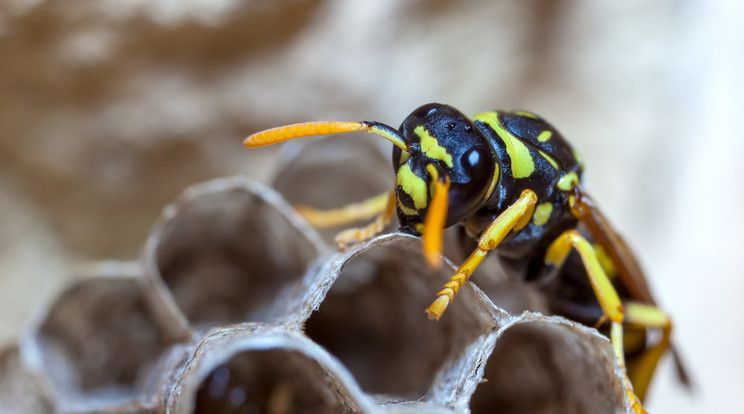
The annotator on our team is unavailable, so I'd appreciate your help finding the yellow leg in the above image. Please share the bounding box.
[334,191,397,250]
[544,230,647,414]
[295,191,391,228]
[425,189,537,320]
[623,302,673,402]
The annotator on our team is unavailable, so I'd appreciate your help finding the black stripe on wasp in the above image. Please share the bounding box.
[245,103,690,413]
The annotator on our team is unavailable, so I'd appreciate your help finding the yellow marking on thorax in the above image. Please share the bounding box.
[397,164,428,209]
[572,148,584,167]
[557,171,579,191]
[514,110,538,119]
[472,112,535,179]
[539,150,559,170]
[538,130,552,142]
[415,125,453,168]
[532,202,553,226]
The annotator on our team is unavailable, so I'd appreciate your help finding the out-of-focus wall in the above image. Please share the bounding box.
[1,0,741,412]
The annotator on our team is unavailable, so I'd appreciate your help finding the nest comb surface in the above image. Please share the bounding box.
[1,138,632,414]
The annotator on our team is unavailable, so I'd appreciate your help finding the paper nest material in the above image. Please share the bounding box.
[1,138,632,413]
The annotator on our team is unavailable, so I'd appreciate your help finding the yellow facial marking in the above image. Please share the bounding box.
[532,202,553,226]
[557,172,579,191]
[397,164,428,209]
[538,130,553,142]
[397,199,418,216]
[472,112,535,179]
[514,110,538,119]
[539,150,559,170]
[415,125,453,168]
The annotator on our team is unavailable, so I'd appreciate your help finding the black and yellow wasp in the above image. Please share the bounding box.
[245,103,688,413]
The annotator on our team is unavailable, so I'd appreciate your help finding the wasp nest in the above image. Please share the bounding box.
[1,138,632,413]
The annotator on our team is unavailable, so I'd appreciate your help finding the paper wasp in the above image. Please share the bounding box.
[245,103,689,413]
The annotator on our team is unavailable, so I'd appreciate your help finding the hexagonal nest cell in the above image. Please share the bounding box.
[303,235,494,402]
[143,178,324,331]
[6,171,633,413]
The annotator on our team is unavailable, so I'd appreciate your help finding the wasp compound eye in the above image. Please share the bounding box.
[446,145,495,224]
[463,146,483,170]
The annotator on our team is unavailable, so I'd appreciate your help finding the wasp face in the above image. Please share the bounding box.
[392,103,496,234]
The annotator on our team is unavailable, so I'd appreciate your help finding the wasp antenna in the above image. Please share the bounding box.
[422,164,450,269]
[360,121,410,151]
[244,121,409,151]
[244,121,362,147]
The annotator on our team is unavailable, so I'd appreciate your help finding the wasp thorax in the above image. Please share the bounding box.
[393,103,497,233]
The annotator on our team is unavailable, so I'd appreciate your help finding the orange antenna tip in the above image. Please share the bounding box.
[244,121,363,147]
[244,120,409,151]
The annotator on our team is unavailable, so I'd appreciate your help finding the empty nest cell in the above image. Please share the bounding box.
[144,177,323,330]
[25,262,182,412]
[272,135,394,243]
[303,234,495,403]
[471,318,627,414]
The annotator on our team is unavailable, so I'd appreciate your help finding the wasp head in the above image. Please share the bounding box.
[392,103,496,235]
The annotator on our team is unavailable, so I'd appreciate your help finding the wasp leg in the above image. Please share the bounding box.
[333,190,397,250]
[295,191,391,228]
[623,302,673,402]
[425,189,537,320]
[545,230,647,414]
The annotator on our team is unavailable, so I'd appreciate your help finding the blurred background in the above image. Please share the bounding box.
[0,0,741,412]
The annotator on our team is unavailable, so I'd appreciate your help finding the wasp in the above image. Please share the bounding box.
[245,103,689,413]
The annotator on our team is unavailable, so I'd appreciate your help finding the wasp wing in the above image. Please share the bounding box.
[572,190,655,304]
[572,189,692,388]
